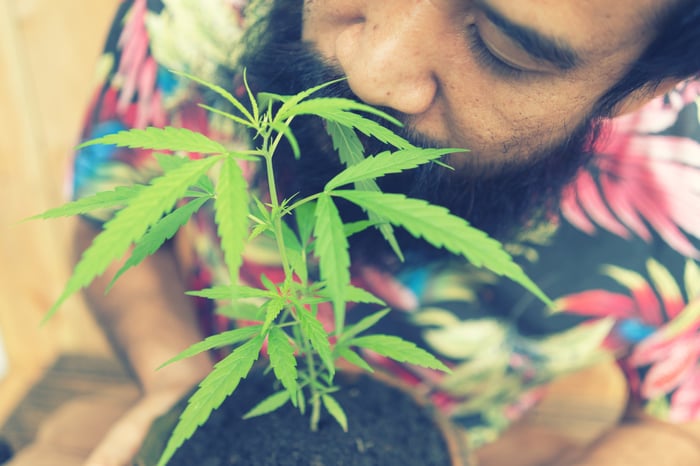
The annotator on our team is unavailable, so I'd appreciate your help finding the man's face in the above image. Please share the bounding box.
[301,0,664,171]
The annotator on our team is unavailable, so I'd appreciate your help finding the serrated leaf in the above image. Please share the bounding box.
[262,298,286,333]
[291,97,403,128]
[325,122,403,259]
[172,69,256,125]
[334,347,374,373]
[313,195,350,334]
[46,156,222,321]
[271,79,345,122]
[215,157,250,285]
[157,334,264,466]
[270,120,301,159]
[343,220,377,237]
[298,308,334,377]
[78,126,228,155]
[294,201,317,247]
[351,334,450,373]
[216,302,263,321]
[186,285,276,301]
[326,120,364,167]
[107,197,210,290]
[336,309,390,345]
[333,190,551,307]
[158,325,263,369]
[242,390,291,420]
[325,148,456,192]
[198,103,255,130]
[154,153,188,172]
[321,394,348,432]
[302,107,412,150]
[268,327,299,401]
[318,286,385,311]
[28,185,144,220]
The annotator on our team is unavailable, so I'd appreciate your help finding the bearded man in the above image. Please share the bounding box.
[43,0,700,465]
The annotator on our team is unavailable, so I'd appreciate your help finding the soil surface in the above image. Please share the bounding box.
[139,370,453,466]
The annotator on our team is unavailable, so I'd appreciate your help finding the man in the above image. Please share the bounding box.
[67,0,700,465]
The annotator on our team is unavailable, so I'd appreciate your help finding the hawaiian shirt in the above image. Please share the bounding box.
[71,0,700,448]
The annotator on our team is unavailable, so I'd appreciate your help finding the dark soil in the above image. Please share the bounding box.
[137,370,453,466]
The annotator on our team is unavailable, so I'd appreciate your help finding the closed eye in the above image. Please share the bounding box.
[466,24,525,79]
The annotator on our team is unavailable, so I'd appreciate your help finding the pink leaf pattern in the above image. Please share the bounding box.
[561,82,700,258]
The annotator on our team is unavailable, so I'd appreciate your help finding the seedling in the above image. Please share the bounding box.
[35,72,550,466]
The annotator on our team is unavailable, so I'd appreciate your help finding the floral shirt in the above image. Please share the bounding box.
[72,0,700,448]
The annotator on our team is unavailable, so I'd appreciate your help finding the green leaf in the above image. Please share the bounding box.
[343,286,386,306]
[334,347,374,373]
[171,69,256,125]
[313,195,350,334]
[326,120,364,167]
[291,97,403,128]
[294,201,317,247]
[333,190,552,306]
[321,394,348,432]
[351,334,451,373]
[242,390,291,420]
[270,79,346,122]
[28,186,144,220]
[268,327,299,402]
[157,334,265,466]
[325,148,456,192]
[157,325,263,369]
[262,298,286,333]
[216,302,264,321]
[78,126,228,155]
[107,197,210,290]
[343,220,376,237]
[325,122,403,259]
[46,156,222,321]
[154,153,188,172]
[186,285,276,301]
[197,103,256,130]
[269,120,301,159]
[318,287,385,310]
[336,309,390,345]
[298,308,334,377]
[214,157,250,284]
[304,107,412,150]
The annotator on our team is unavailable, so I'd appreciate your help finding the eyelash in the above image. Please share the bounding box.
[466,24,524,79]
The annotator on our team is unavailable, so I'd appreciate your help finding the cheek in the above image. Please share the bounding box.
[443,85,596,162]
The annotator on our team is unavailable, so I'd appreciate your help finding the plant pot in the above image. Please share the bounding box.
[134,367,473,466]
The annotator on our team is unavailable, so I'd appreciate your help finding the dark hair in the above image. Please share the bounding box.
[596,0,700,115]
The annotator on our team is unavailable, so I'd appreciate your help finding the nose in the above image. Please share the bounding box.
[334,3,441,116]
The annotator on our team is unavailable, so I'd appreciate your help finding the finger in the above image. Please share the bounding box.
[83,411,151,466]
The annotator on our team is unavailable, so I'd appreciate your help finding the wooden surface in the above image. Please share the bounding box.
[0,0,120,425]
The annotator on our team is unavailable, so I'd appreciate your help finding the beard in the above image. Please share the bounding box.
[230,0,600,267]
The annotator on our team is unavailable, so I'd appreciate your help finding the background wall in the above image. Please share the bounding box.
[0,0,122,424]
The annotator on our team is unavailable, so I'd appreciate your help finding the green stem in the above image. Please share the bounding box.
[262,116,328,432]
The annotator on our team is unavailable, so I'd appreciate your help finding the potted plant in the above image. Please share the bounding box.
[35,72,550,465]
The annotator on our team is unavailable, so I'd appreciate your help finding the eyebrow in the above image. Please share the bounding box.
[475,0,582,71]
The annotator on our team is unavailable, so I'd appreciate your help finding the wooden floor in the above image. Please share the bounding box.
[0,0,121,425]
[0,355,131,454]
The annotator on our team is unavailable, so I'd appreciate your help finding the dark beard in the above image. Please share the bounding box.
[232,0,599,267]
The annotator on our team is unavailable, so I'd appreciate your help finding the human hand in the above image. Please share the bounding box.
[83,383,193,466]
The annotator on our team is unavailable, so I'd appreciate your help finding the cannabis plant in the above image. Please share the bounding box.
[36,72,550,466]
